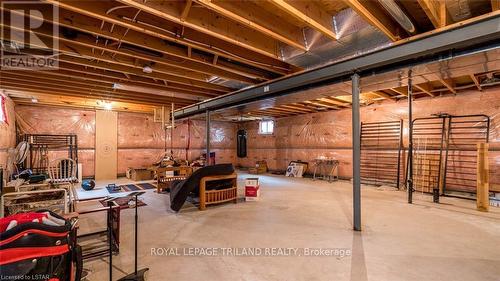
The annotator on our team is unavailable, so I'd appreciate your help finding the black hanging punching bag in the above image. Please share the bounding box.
[237,129,247,158]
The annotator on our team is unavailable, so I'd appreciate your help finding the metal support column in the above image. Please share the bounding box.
[352,73,361,231]
[407,70,414,204]
[206,110,211,166]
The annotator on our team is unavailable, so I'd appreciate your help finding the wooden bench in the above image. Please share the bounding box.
[199,173,238,210]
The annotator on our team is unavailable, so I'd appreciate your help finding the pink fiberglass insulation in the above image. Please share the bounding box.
[14,105,237,177]
[239,88,500,191]
[0,96,16,169]
[16,106,96,148]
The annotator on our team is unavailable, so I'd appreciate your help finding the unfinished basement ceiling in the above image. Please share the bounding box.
[0,0,499,113]
[210,48,500,121]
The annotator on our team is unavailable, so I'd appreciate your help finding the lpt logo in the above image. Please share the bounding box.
[1,1,59,70]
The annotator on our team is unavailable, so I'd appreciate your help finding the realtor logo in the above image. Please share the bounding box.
[1,1,59,70]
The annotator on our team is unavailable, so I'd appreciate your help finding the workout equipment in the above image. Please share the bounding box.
[81,179,96,191]
[237,129,247,158]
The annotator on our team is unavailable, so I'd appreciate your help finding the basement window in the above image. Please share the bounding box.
[0,95,7,124]
[259,120,274,135]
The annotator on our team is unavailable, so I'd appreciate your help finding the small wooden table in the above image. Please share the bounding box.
[156,166,193,193]
[199,173,238,210]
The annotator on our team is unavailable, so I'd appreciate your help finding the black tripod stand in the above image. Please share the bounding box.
[118,191,149,281]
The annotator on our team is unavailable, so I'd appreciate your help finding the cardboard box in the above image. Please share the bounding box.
[249,161,267,174]
[129,168,154,181]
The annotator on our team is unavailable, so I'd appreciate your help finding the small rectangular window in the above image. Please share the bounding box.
[0,95,7,124]
[259,120,274,135]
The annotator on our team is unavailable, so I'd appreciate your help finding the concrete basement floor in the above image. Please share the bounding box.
[75,172,500,281]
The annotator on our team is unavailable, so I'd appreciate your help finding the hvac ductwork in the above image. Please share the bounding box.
[279,8,391,70]
[378,0,416,34]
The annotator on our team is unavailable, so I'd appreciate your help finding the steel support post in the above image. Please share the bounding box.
[407,70,414,204]
[352,73,361,231]
[206,110,211,166]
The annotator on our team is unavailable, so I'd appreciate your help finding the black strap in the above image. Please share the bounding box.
[74,245,83,281]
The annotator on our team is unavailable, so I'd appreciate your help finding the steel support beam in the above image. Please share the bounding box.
[206,110,211,166]
[174,15,500,119]
[352,74,362,231]
[407,70,414,204]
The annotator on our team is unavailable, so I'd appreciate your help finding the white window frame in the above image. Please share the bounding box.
[258,120,274,135]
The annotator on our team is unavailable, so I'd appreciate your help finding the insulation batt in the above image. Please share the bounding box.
[9,87,500,191]
[239,88,500,191]
[15,106,237,177]
[0,96,16,169]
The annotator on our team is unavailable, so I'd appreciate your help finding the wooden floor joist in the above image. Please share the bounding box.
[0,0,497,113]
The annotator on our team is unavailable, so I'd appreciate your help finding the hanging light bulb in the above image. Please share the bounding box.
[103,101,113,110]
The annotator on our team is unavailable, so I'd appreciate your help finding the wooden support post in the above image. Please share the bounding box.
[477,143,489,212]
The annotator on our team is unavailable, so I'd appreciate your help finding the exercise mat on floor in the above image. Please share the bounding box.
[106,183,157,193]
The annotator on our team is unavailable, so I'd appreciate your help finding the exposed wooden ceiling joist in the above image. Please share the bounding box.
[279,104,316,113]
[417,0,448,28]
[5,40,231,94]
[0,8,262,84]
[414,83,436,97]
[470,74,483,91]
[370,91,397,100]
[439,78,456,94]
[253,109,291,117]
[196,0,306,50]
[1,83,187,106]
[303,100,340,110]
[267,106,306,114]
[44,0,297,75]
[320,97,352,107]
[1,72,200,102]
[390,87,409,96]
[8,91,162,113]
[1,69,208,98]
[0,76,192,105]
[116,0,280,58]
[237,71,497,120]
[268,0,337,41]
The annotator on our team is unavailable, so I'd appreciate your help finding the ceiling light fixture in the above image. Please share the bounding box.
[103,101,113,111]
[143,65,153,73]
[31,98,38,103]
